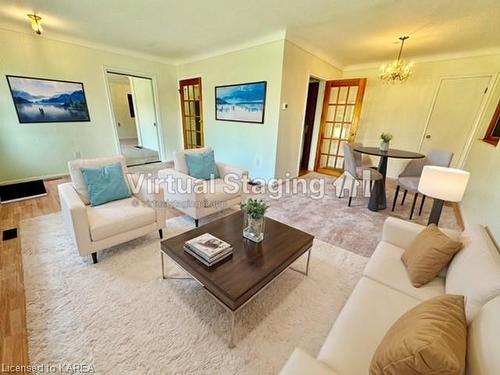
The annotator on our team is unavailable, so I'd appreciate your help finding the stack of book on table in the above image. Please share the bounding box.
[184,233,232,267]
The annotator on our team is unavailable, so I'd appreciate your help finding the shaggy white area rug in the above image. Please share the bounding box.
[21,212,368,375]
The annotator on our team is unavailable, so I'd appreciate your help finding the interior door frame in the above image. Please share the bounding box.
[128,77,143,147]
[314,78,367,175]
[300,80,320,171]
[294,71,331,177]
[103,66,165,161]
[418,73,498,168]
[178,76,204,149]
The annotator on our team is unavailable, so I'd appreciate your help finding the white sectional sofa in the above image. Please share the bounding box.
[280,217,500,375]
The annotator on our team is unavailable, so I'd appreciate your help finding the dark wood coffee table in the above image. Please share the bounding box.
[160,211,314,347]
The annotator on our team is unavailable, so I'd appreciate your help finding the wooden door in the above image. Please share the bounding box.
[300,81,319,170]
[315,78,366,176]
[179,78,204,149]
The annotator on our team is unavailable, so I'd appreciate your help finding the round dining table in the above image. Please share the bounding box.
[353,146,425,212]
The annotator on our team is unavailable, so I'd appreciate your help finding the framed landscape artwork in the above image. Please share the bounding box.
[6,75,90,123]
[215,81,266,124]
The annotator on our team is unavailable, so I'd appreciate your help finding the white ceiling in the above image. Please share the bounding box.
[1,0,499,68]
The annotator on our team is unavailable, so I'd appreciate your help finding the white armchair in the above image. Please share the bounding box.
[58,155,166,264]
[158,147,248,227]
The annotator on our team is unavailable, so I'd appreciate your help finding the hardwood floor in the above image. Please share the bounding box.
[0,178,66,369]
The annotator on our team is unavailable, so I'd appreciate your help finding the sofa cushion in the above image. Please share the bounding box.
[68,155,129,205]
[369,295,466,375]
[184,149,220,180]
[317,277,420,375]
[467,295,500,375]
[203,178,241,208]
[174,147,212,175]
[364,241,445,301]
[446,224,500,322]
[279,348,337,375]
[86,198,156,241]
[401,224,462,287]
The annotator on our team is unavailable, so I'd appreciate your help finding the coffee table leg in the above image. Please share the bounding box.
[160,251,193,280]
[290,248,312,276]
[228,311,236,349]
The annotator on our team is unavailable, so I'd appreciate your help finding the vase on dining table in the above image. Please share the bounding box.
[379,132,393,152]
[379,141,390,152]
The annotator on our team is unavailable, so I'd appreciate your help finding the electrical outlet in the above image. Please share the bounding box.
[74,151,81,158]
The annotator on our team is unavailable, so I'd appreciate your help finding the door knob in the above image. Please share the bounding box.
[425,134,431,139]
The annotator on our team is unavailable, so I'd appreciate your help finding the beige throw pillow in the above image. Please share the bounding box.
[370,295,467,375]
[402,224,462,287]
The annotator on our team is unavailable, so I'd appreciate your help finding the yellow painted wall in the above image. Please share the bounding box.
[0,28,181,183]
[275,41,342,178]
[462,80,500,240]
[177,40,285,179]
[343,54,500,177]
[344,54,500,240]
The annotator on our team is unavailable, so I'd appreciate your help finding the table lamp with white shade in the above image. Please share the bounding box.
[418,166,470,226]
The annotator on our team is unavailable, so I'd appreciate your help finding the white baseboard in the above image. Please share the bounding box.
[0,172,68,186]
[0,193,48,204]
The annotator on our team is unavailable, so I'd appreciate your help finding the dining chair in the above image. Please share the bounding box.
[341,143,383,207]
[391,149,454,219]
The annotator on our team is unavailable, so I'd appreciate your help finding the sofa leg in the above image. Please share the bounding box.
[158,229,163,240]
[194,219,199,228]
[91,252,98,264]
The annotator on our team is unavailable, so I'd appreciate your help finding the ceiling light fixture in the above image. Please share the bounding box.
[379,36,413,83]
[27,14,43,35]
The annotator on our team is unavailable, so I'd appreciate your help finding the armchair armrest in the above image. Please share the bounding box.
[57,182,92,256]
[158,168,205,185]
[279,349,338,375]
[217,162,248,179]
[127,173,166,229]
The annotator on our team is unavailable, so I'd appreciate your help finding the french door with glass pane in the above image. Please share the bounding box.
[179,77,204,149]
[314,78,367,176]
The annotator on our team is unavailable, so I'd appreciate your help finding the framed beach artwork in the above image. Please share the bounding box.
[6,75,90,123]
[215,81,266,124]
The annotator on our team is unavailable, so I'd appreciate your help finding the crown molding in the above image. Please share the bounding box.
[0,25,177,66]
[283,37,344,72]
[343,47,500,72]
[174,30,287,66]
[0,25,288,67]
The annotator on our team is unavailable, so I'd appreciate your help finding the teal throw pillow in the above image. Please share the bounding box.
[80,162,131,206]
[184,150,220,180]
